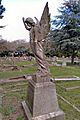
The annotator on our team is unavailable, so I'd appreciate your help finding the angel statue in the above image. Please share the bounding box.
[22,2,50,76]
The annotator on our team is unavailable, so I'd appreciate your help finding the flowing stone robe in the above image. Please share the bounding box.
[29,23,50,76]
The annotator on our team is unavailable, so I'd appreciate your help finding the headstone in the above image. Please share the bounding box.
[22,73,64,120]
[0,88,4,120]
[0,88,4,107]
[22,2,65,120]
[0,113,2,120]
[62,56,67,67]
[62,61,67,66]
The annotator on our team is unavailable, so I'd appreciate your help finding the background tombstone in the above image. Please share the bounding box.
[22,2,65,120]
[0,88,4,120]
[62,56,67,67]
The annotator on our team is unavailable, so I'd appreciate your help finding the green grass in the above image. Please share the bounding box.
[56,80,80,88]
[1,82,28,90]
[56,81,80,120]
[0,60,80,119]
[58,97,80,120]
[16,60,36,66]
[50,66,80,77]
[0,81,27,119]
[16,116,25,120]
[1,81,28,100]
[0,60,37,79]
[0,60,80,79]
[0,67,37,79]
[0,106,16,116]
[1,80,80,120]
[0,63,80,79]
[0,79,80,120]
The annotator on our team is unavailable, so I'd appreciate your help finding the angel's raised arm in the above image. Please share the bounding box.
[34,17,39,25]
[22,17,30,31]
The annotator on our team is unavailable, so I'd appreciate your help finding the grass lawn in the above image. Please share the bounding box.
[58,97,80,120]
[56,80,80,120]
[56,81,80,108]
[16,60,36,66]
[56,80,80,87]
[0,60,80,120]
[50,65,80,77]
[0,60,80,79]
[0,81,27,120]
[0,67,37,79]
[0,80,80,120]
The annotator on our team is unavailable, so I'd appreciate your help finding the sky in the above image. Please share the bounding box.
[0,0,64,42]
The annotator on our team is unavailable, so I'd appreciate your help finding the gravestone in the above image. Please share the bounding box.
[22,2,65,120]
[0,88,3,107]
[22,74,64,120]
[62,61,67,67]
[0,88,4,120]
[62,56,67,67]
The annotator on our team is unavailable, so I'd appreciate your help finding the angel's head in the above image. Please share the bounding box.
[25,17,35,29]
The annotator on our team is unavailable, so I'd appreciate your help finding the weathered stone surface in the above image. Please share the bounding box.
[27,80,59,116]
[0,88,4,107]
[0,113,2,120]
[22,2,65,119]
[22,2,50,76]
[22,101,65,120]
[62,61,67,67]
[22,74,65,120]
[0,88,3,120]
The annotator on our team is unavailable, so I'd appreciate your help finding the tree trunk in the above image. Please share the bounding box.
[71,54,75,64]
[71,50,75,64]
[71,49,78,64]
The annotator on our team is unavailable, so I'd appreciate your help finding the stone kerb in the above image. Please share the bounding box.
[0,88,4,120]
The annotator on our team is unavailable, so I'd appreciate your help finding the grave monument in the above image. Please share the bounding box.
[22,2,65,120]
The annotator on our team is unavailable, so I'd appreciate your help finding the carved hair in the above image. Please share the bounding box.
[25,17,35,26]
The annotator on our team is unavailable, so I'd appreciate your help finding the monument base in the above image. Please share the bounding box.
[22,101,64,120]
[22,74,65,120]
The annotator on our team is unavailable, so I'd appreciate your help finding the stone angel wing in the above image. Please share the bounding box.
[40,2,50,40]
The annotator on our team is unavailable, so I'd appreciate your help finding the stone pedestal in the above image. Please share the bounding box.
[22,74,65,120]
